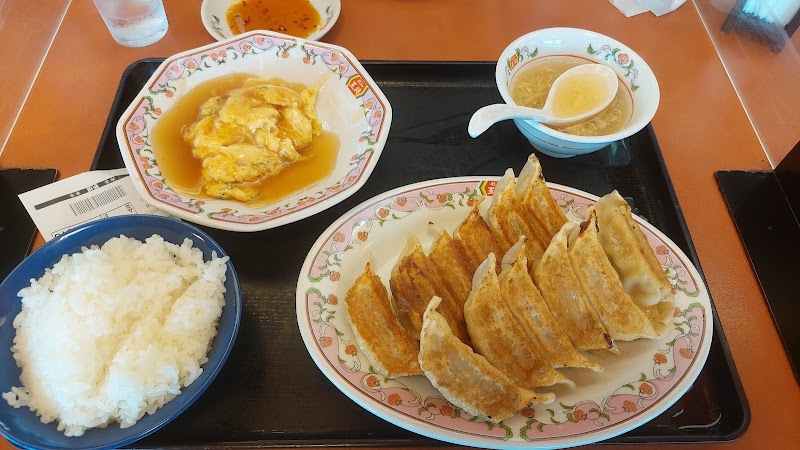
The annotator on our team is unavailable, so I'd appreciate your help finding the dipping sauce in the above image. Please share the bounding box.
[226,0,321,38]
[511,56,633,136]
[151,73,339,207]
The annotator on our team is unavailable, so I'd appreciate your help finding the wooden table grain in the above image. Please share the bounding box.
[1,1,797,449]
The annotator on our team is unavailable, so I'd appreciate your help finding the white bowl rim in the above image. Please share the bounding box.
[495,27,660,145]
[200,0,342,42]
[115,29,392,232]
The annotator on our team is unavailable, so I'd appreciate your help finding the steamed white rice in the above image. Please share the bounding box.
[2,234,228,437]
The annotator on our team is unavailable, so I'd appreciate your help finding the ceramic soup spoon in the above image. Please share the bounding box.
[468,64,618,138]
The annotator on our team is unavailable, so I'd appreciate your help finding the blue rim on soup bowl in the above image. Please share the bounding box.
[0,215,242,450]
[496,27,660,158]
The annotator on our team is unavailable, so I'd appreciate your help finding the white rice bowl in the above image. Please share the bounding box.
[2,234,228,437]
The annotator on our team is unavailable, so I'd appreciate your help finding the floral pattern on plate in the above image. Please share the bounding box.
[296,178,712,448]
[587,44,640,91]
[117,31,391,232]
[503,40,644,93]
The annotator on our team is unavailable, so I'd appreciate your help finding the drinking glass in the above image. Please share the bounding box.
[92,0,169,47]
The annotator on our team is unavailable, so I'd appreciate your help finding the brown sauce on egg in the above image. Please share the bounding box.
[151,73,339,208]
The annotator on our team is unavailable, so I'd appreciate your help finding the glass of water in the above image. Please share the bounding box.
[92,0,169,47]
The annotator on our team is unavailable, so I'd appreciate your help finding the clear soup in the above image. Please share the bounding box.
[510,56,633,137]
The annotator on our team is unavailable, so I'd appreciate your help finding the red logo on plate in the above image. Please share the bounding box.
[346,75,368,98]
[480,180,498,196]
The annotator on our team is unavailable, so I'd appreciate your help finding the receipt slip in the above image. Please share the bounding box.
[18,169,170,241]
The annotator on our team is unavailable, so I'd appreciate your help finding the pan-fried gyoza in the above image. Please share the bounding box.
[592,191,675,335]
[452,203,504,274]
[344,262,422,377]
[340,153,677,420]
[389,235,470,343]
[569,211,658,341]
[533,221,616,352]
[419,297,553,422]
[516,154,568,238]
[499,237,603,372]
[487,169,549,268]
[426,226,474,327]
[464,253,574,389]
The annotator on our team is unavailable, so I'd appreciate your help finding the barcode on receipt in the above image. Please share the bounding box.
[69,186,126,216]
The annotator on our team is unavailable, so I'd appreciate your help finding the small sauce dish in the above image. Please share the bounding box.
[201,0,341,42]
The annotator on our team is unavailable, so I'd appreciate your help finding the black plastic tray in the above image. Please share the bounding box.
[93,60,749,447]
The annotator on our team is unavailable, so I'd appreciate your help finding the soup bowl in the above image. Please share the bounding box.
[496,28,659,158]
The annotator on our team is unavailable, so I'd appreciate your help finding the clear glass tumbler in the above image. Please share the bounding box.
[92,0,169,47]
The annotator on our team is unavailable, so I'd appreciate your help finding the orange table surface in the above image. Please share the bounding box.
[1,1,797,449]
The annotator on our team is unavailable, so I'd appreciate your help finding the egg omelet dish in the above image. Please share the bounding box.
[182,77,322,202]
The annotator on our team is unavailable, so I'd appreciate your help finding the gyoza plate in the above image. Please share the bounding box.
[295,177,712,449]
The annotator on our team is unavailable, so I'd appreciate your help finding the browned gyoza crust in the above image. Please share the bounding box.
[591,190,676,335]
[426,227,474,345]
[499,237,603,372]
[389,236,469,343]
[419,297,553,422]
[464,253,574,390]
[516,153,569,239]
[452,205,504,275]
[569,211,658,341]
[487,169,549,267]
[344,262,422,377]
[533,221,616,352]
